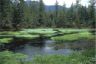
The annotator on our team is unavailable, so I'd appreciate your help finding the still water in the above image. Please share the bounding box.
[12,39,94,60]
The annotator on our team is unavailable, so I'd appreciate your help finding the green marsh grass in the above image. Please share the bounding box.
[0,48,95,64]
[0,38,13,44]
[51,31,93,41]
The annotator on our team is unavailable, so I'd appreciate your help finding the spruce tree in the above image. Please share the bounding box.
[75,0,81,28]
[12,0,25,30]
[29,1,39,28]
[88,0,96,28]
[38,0,45,27]
[53,0,59,27]
[0,0,13,30]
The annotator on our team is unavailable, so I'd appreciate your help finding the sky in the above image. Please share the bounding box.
[26,0,89,7]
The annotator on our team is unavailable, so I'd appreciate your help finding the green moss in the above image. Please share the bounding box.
[0,31,40,40]
[51,32,93,41]
[0,29,93,41]
[15,35,40,40]
[22,28,56,35]
[58,29,89,33]
[0,38,13,44]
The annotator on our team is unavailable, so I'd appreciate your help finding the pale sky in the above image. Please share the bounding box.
[26,0,89,7]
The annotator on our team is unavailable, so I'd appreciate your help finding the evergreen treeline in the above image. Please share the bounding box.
[0,0,96,30]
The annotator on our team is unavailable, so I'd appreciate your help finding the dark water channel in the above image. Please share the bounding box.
[10,39,95,60]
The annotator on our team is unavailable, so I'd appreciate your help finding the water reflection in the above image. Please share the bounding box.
[53,40,95,50]
[13,39,95,60]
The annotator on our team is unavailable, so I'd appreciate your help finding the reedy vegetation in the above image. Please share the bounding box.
[0,48,95,64]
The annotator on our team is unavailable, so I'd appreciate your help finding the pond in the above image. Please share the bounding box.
[10,39,95,61]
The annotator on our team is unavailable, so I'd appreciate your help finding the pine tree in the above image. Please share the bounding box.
[88,0,96,28]
[75,0,81,28]
[12,0,25,30]
[67,3,75,27]
[58,3,67,27]
[38,0,45,27]
[29,1,39,28]
[79,6,89,27]
[53,0,59,27]
[0,0,13,30]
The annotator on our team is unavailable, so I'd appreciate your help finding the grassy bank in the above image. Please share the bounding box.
[51,31,94,42]
[0,38,13,44]
[0,28,94,43]
[0,28,95,64]
[0,48,95,64]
